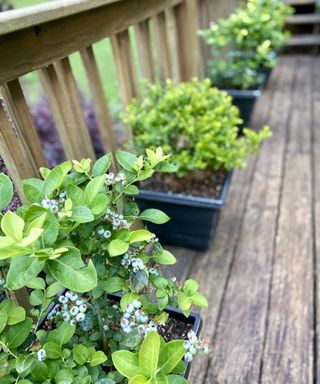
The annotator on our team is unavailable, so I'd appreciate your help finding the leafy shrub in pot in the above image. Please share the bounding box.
[199,0,293,90]
[0,149,208,383]
[122,79,271,249]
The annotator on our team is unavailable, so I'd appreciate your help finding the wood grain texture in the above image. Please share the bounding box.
[197,58,293,384]
[165,7,181,83]
[153,12,172,81]
[0,0,182,85]
[313,55,320,384]
[111,30,138,108]
[261,56,314,384]
[39,61,95,161]
[0,87,41,197]
[80,46,117,157]
[134,19,155,82]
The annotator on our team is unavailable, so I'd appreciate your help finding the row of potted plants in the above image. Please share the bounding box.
[0,150,208,383]
[199,0,293,126]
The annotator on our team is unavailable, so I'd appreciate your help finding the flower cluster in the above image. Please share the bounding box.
[96,226,112,240]
[48,291,87,326]
[183,330,209,363]
[104,209,130,230]
[105,172,127,186]
[41,193,66,214]
[120,300,158,336]
[121,253,145,273]
[146,233,159,244]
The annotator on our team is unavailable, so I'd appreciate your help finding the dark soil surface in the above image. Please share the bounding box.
[158,316,193,342]
[141,169,227,199]
[0,157,21,212]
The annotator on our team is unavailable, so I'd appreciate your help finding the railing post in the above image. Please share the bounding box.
[175,0,200,81]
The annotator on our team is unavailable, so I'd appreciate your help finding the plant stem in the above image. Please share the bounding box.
[91,297,108,353]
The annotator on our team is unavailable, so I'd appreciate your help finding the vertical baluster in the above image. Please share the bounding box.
[39,59,96,161]
[153,12,172,81]
[111,29,138,108]
[165,7,181,83]
[134,19,155,82]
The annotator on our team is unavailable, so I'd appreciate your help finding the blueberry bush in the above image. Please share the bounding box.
[0,148,208,383]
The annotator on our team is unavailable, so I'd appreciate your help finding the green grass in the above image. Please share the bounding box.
[12,0,121,114]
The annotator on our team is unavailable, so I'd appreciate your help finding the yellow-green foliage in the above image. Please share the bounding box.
[123,79,272,177]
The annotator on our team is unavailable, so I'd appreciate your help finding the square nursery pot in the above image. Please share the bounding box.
[225,74,266,129]
[135,171,233,250]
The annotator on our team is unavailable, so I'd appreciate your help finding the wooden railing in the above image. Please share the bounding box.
[0,0,236,196]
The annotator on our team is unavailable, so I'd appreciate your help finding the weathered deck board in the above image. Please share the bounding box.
[171,55,317,383]
[313,55,320,383]
[204,57,296,384]
[261,56,314,384]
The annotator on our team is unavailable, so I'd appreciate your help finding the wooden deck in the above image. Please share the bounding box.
[171,55,320,383]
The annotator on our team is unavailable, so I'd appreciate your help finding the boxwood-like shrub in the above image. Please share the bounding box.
[122,79,271,177]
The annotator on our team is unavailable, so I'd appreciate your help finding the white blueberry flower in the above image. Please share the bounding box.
[58,295,68,304]
[184,352,193,363]
[70,319,76,326]
[76,313,85,322]
[37,349,46,362]
[70,306,79,316]
[103,230,111,239]
[132,300,141,309]
[79,304,87,313]
[76,299,84,306]
[183,340,191,350]
[62,312,71,322]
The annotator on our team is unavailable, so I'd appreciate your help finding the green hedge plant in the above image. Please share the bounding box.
[199,0,293,89]
[122,79,271,178]
[0,149,208,383]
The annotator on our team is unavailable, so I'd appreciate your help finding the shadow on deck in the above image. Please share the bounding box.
[170,55,320,383]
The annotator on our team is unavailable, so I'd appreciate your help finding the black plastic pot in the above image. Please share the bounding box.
[135,171,233,250]
[226,84,263,128]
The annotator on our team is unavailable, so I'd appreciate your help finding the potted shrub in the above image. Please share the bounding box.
[0,149,209,383]
[122,79,271,250]
[199,0,293,126]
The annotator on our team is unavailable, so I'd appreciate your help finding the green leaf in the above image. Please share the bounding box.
[26,277,45,290]
[25,206,59,246]
[191,292,208,307]
[84,176,105,204]
[0,173,13,210]
[48,250,97,292]
[15,355,34,374]
[108,239,129,257]
[71,206,94,223]
[177,293,192,313]
[46,282,64,298]
[153,249,176,265]
[158,340,185,375]
[6,256,45,290]
[156,373,169,384]
[1,211,24,241]
[128,230,153,244]
[92,153,112,177]
[124,185,139,195]
[54,368,73,384]
[101,277,124,293]
[116,150,138,172]
[31,360,48,382]
[90,350,108,366]
[73,344,89,365]
[112,351,142,379]
[129,375,148,384]
[29,289,44,306]
[183,279,199,296]
[48,322,75,346]
[66,184,84,206]
[139,331,160,377]
[22,178,43,203]
[91,193,110,215]
[167,375,187,384]
[0,310,7,333]
[6,318,32,349]
[7,306,26,325]
[139,209,170,225]
[42,161,72,196]
[44,341,61,359]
